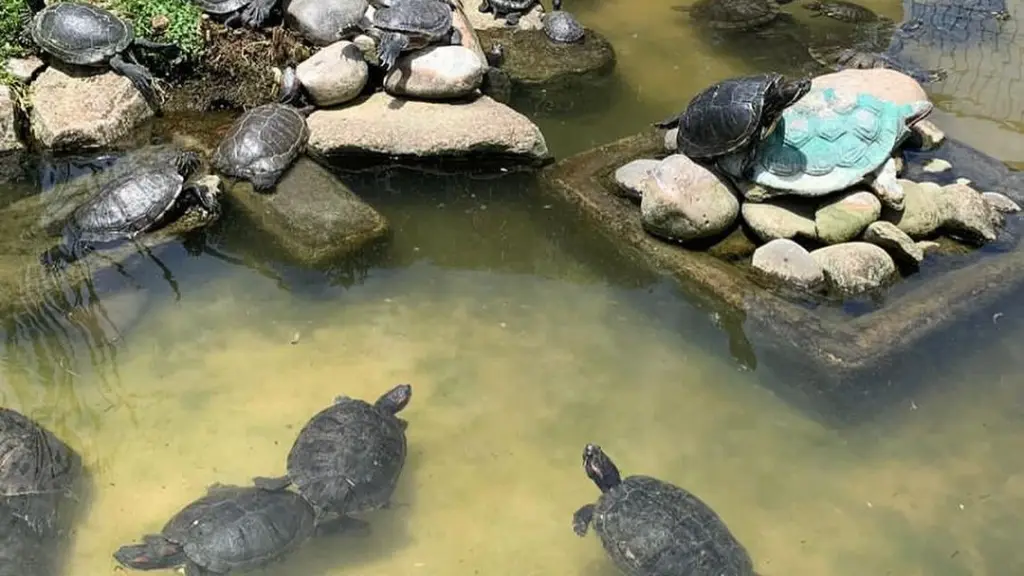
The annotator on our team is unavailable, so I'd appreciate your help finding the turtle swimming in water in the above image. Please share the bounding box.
[254,384,412,525]
[802,0,881,22]
[366,0,461,70]
[573,444,757,576]
[674,0,795,31]
[655,72,811,176]
[543,0,585,43]
[114,484,315,576]
[24,0,180,113]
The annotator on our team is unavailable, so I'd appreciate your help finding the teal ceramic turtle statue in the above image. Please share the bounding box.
[719,87,932,210]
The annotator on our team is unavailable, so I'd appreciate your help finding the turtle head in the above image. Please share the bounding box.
[582,444,621,493]
[375,383,412,415]
[174,151,201,178]
[113,534,185,570]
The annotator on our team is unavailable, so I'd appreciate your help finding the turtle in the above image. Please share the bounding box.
[24,1,180,113]
[0,504,52,576]
[367,0,462,70]
[654,73,811,176]
[479,0,538,26]
[801,0,881,22]
[673,0,795,31]
[40,148,220,268]
[113,484,315,576]
[253,384,412,525]
[191,0,281,29]
[543,0,584,43]
[718,87,934,211]
[284,0,369,45]
[0,408,81,537]
[572,444,757,576]
[211,103,311,192]
[807,43,948,83]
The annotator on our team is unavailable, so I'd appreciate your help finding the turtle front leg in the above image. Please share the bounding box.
[253,475,292,491]
[572,504,594,537]
[449,28,463,46]
[241,0,279,29]
[133,38,182,61]
[479,0,492,13]
[183,561,212,576]
[868,156,905,211]
[505,11,521,25]
[109,54,162,114]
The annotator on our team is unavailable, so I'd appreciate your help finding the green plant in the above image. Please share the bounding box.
[96,0,206,59]
[0,0,30,62]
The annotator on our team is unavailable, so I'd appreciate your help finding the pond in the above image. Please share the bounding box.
[4,0,1024,574]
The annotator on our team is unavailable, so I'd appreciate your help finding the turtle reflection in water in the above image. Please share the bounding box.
[675,0,796,31]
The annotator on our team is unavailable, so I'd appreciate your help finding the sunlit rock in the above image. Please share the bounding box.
[640,154,739,242]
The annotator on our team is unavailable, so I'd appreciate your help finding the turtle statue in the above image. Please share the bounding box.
[673,0,795,31]
[191,0,281,29]
[479,0,538,26]
[114,484,315,576]
[40,148,220,268]
[211,102,311,192]
[802,0,881,22]
[24,1,180,113]
[655,72,811,175]
[366,0,461,70]
[253,384,412,524]
[572,444,757,576]
[543,0,584,43]
[0,408,81,537]
[719,87,934,210]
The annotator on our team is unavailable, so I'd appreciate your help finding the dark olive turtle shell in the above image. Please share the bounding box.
[31,2,133,66]
[674,72,782,159]
[212,104,309,191]
[373,0,453,37]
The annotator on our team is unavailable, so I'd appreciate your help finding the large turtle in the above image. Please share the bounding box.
[114,484,315,576]
[573,444,757,576]
[0,408,81,537]
[719,87,934,210]
[479,0,538,26]
[254,384,412,524]
[211,103,311,192]
[655,73,811,175]
[543,0,584,43]
[367,0,461,70]
[24,1,180,113]
[674,0,795,31]
[40,148,221,268]
[191,0,281,29]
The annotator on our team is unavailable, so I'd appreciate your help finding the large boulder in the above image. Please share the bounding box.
[640,154,739,242]
[477,28,615,95]
[294,40,369,107]
[384,46,486,100]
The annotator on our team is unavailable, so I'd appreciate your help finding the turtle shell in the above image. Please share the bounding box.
[803,0,880,22]
[163,485,315,573]
[192,0,251,15]
[592,475,755,576]
[544,11,585,43]
[489,0,537,12]
[284,395,407,517]
[688,0,780,30]
[212,104,309,191]
[675,73,782,159]
[734,87,933,194]
[31,2,133,66]
[373,0,452,36]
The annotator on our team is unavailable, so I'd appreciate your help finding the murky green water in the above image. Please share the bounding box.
[4,0,1024,574]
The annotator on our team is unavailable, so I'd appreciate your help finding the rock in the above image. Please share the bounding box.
[295,41,369,107]
[862,221,924,265]
[751,238,825,291]
[286,0,369,46]
[306,92,549,165]
[982,191,1021,214]
[922,158,952,173]
[0,86,24,181]
[29,68,152,152]
[613,158,658,200]
[227,157,389,266]
[939,182,1000,244]
[450,1,489,63]
[810,242,898,295]
[741,198,817,242]
[476,28,614,88]
[466,0,544,30]
[664,127,678,152]
[384,46,486,100]
[480,68,512,103]
[910,119,945,150]
[5,57,44,83]
[640,154,739,242]
[811,68,928,106]
[886,179,945,238]
[815,190,882,244]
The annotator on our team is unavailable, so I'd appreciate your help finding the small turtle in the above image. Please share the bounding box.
[802,0,881,22]
[719,87,934,210]
[114,484,315,576]
[367,0,461,70]
[543,0,584,43]
[807,44,948,83]
[211,103,311,191]
[674,0,795,31]
[655,72,811,175]
[479,0,538,26]
[254,384,412,524]
[573,444,757,576]
[0,408,81,537]
[191,0,281,29]
[41,148,220,268]
[24,1,180,113]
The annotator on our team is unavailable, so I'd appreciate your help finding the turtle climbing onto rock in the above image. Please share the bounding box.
[674,0,795,31]
[254,384,412,526]
[543,0,584,43]
[719,86,934,211]
[23,0,181,113]
[114,484,315,576]
[40,147,221,268]
[191,0,282,29]
[479,0,538,27]
[572,444,757,576]
[211,98,311,192]
[655,72,811,176]
[365,0,462,70]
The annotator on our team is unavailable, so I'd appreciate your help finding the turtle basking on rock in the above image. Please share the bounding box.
[192,0,281,29]
[211,99,311,192]
[365,0,461,70]
[674,0,795,31]
[23,0,181,113]
[543,0,584,43]
[573,444,758,576]
[479,0,539,26]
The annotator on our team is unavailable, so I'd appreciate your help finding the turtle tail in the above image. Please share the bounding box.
[653,114,681,129]
[377,32,410,71]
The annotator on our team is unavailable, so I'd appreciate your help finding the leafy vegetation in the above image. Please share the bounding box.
[0,0,29,61]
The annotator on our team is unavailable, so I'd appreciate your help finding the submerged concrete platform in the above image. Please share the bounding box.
[540,131,1024,421]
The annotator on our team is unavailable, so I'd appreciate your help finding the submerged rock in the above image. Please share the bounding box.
[384,46,486,100]
[295,41,369,107]
[862,221,924,265]
[227,158,389,266]
[640,154,739,242]
[477,28,614,91]
[613,158,658,200]
[751,238,825,291]
[29,68,153,152]
[814,190,882,244]
[306,92,549,165]
[810,242,897,295]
